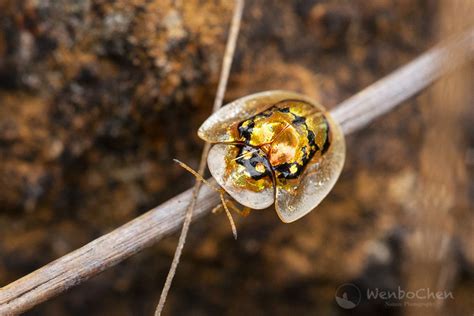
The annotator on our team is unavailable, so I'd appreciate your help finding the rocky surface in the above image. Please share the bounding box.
[0,0,472,315]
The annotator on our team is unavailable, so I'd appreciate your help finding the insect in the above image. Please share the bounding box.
[190,90,346,224]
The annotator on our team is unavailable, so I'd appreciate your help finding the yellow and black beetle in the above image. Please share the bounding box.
[197,90,345,223]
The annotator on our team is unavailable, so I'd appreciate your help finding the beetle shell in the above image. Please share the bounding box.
[198,90,345,223]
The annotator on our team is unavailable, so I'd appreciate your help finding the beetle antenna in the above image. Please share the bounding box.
[173,159,221,192]
[173,159,238,239]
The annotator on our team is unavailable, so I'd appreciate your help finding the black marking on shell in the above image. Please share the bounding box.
[273,162,304,179]
[291,114,306,125]
[235,145,273,180]
[321,116,331,154]
[238,121,254,144]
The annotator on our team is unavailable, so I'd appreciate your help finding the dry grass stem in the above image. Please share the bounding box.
[154,0,244,315]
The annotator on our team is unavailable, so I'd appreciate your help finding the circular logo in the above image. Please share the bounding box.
[335,283,361,309]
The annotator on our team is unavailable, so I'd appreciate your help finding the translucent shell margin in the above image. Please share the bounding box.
[198,90,346,223]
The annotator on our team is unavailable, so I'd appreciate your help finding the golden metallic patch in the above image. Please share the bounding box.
[227,100,330,182]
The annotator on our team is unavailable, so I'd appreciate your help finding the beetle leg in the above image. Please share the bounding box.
[211,204,222,214]
[226,200,252,217]
[239,207,252,217]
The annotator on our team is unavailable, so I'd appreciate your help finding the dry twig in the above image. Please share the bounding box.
[154,0,244,314]
[0,26,473,316]
[331,28,474,134]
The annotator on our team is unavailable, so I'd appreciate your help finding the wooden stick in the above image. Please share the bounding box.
[0,27,473,316]
[332,28,474,134]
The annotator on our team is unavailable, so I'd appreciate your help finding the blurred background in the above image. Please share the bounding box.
[0,0,472,315]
